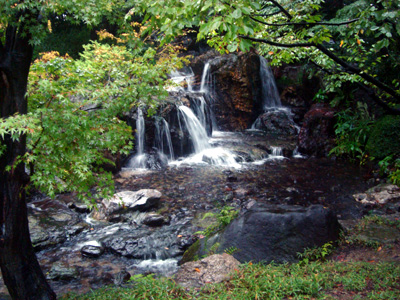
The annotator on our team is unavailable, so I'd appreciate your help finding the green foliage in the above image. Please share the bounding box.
[1,42,182,201]
[379,155,400,185]
[329,102,374,163]
[298,242,334,265]
[63,261,400,300]
[367,115,400,160]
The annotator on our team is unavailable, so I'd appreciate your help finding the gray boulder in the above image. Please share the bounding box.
[191,203,340,264]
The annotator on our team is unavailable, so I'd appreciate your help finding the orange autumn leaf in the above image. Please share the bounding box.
[268,51,274,55]
[357,39,361,45]
[340,40,344,47]
[194,268,201,273]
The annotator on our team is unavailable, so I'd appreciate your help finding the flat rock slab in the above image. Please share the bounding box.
[175,254,240,288]
[353,184,400,206]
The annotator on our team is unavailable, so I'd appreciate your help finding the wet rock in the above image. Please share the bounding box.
[103,224,195,260]
[92,189,162,220]
[190,50,263,131]
[68,202,91,214]
[143,213,166,227]
[252,109,299,135]
[298,104,336,157]
[113,268,131,286]
[175,253,240,288]
[353,184,400,207]
[81,244,105,258]
[47,263,79,281]
[189,203,340,264]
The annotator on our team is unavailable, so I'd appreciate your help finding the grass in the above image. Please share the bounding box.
[62,261,400,300]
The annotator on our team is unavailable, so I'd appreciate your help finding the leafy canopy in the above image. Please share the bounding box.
[131,0,400,108]
[1,38,183,200]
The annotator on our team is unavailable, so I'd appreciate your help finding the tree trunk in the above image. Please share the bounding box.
[0,27,57,299]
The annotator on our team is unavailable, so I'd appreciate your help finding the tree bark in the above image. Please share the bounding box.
[0,26,57,300]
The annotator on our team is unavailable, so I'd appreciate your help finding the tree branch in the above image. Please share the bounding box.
[240,35,313,48]
[250,16,359,27]
[315,44,400,102]
[254,11,281,18]
[268,0,292,20]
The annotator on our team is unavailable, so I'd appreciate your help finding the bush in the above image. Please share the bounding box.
[367,115,400,160]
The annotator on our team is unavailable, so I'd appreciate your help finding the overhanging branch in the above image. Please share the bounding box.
[240,35,313,48]
[268,0,292,20]
[250,16,359,27]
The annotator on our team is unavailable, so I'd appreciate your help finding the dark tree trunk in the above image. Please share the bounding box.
[0,26,57,299]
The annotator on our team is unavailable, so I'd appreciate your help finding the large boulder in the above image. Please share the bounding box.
[189,203,341,264]
[91,189,162,220]
[298,103,337,157]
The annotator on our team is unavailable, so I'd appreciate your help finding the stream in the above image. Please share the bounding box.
[0,56,372,298]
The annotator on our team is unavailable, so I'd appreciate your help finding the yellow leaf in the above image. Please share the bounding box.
[340,40,344,47]
[357,39,361,45]
[377,246,382,252]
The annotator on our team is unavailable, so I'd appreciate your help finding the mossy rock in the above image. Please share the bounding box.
[367,115,400,160]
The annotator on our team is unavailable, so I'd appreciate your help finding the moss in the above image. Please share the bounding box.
[180,239,201,265]
[367,115,400,160]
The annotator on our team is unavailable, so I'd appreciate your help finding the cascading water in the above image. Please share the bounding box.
[127,108,147,168]
[178,106,210,153]
[251,56,300,136]
[260,56,281,109]
[155,118,175,161]
[200,62,211,93]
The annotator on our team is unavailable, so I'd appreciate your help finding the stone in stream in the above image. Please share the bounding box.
[91,189,162,221]
[47,262,79,281]
[183,203,341,264]
[142,213,166,227]
[81,244,105,258]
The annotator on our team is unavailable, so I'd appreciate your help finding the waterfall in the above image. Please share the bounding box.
[127,108,147,168]
[168,67,195,92]
[200,62,211,93]
[260,56,281,109]
[178,106,210,153]
[155,118,175,161]
[190,96,207,129]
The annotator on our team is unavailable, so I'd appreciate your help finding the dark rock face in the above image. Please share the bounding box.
[191,51,263,131]
[194,203,341,264]
[273,65,319,124]
[298,104,337,157]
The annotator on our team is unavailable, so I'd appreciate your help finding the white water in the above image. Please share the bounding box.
[155,118,175,161]
[200,62,211,93]
[127,108,147,169]
[167,68,195,92]
[178,105,210,153]
[260,56,281,109]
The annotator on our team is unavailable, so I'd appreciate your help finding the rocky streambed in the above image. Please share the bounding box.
[0,130,380,298]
